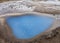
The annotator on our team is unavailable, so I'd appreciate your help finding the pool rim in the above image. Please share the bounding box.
[0,12,58,42]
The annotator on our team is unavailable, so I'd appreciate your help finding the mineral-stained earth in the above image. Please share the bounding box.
[0,0,60,43]
[0,27,60,43]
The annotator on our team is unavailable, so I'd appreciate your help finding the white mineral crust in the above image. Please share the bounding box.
[0,1,36,14]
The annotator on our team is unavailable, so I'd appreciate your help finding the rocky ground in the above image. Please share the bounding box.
[0,27,60,43]
[0,0,60,43]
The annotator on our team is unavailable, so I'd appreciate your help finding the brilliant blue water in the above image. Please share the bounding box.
[6,14,54,39]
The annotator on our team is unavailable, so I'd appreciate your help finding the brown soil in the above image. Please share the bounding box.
[0,25,60,43]
[0,0,9,2]
[39,27,60,43]
[0,0,60,43]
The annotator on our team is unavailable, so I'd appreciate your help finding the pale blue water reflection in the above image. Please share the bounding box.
[6,14,54,39]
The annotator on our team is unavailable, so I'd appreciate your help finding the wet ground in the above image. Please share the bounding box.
[0,24,60,43]
[0,0,60,43]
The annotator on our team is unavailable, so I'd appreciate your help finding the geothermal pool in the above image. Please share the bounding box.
[6,14,54,39]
